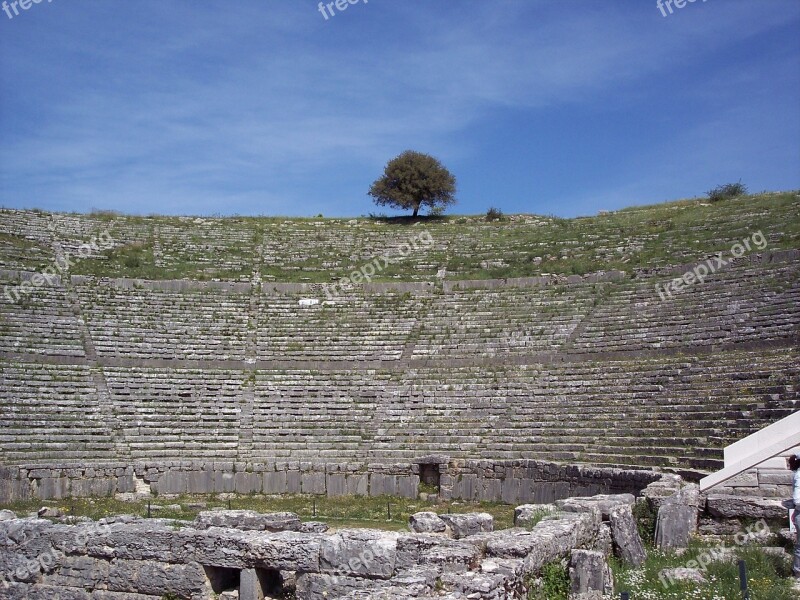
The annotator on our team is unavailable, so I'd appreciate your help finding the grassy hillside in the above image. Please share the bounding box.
[1,191,798,282]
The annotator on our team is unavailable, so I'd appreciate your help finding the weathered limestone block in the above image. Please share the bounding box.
[319,529,398,579]
[395,534,481,574]
[440,569,513,599]
[408,512,447,534]
[296,572,390,600]
[659,567,707,585]
[641,475,683,510]
[301,472,326,495]
[246,530,324,572]
[35,477,68,500]
[479,529,542,559]
[298,521,329,533]
[521,512,600,574]
[608,505,645,567]
[172,527,252,569]
[81,522,180,563]
[706,495,786,520]
[655,504,698,549]
[106,559,207,597]
[569,549,613,597]
[556,494,634,520]
[439,513,493,539]
[193,510,301,532]
[513,504,556,528]
[42,555,110,590]
[592,523,613,556]
[263,470,287,494]
[1,583,92,600]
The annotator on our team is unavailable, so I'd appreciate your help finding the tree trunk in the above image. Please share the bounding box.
[412,205,419,217]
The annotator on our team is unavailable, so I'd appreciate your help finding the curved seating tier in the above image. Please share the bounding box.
[2,349,796,472]
[0,363,115,462]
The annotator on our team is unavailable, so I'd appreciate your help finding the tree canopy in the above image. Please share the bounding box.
[368,150,457,217]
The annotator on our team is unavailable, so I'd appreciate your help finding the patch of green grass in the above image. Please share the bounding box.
[612,540,795,600]
[526,559,570,600]
[633,499,658,545]
[0,493,516,532]
[4,191,799,282]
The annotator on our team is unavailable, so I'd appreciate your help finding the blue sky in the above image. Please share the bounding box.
[1,0,799,218]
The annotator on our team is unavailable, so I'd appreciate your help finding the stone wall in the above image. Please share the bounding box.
[0,502,605,599]
[0,460,663,504]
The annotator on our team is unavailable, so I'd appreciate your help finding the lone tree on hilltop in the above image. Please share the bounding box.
[368,150,457,217]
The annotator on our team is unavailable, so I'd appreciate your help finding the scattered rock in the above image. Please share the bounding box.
[194,510,301,532]
[408,511,447,534]
[0,509,17,521]
[569,549,613,597]
[557,494,634,520]
[514,504,556,528]
[706,495,786,520]
[608,504,646,567]
[37,507,63,518]
[298,521,329,533]
[659,567,707,585]
[439,512,494,539]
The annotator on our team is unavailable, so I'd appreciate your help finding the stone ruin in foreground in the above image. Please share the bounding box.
[0,200,799,598]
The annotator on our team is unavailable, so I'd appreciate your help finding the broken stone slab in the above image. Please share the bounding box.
[440,569,517,598]
[193,510,301,532]
[395,534,481,574]
[655,504,697,549]
[298,521,329,533]
[556,494,634,520]
[662,483,702,508]
[592,523,613,556]
[439,512,493,539]
[408,512,447,534]
[246,530,324,572]
[296,573,389,600]
[642,474,684,510]
[0,509,16,521]
[521,512,600,575]
[569,549,613,597]
[319,529,399,579]
[608,504,646,567]
[514,504,557,528]
[659,567,707,585]
[706,495,787,520]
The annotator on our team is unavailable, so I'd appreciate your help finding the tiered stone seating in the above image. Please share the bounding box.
[257,291,424,361]
[156,218,256,278]
[368,349,799,470]
[0,275,85,357]
[104,367,245,459]
[569,262,800,353]
[410,285,598,358]
[251,371,389,459]
[75,281,250,360]
[0,363,114,462]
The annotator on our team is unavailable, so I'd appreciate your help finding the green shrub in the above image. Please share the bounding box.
[632,499,658,545]
[707,181,747,202]
[527,559,569,600]
[486,207,504,221]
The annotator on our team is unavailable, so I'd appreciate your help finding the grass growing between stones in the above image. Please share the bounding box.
[0,494,516,532]
[611,541,795,600]
[526,559,570,600]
